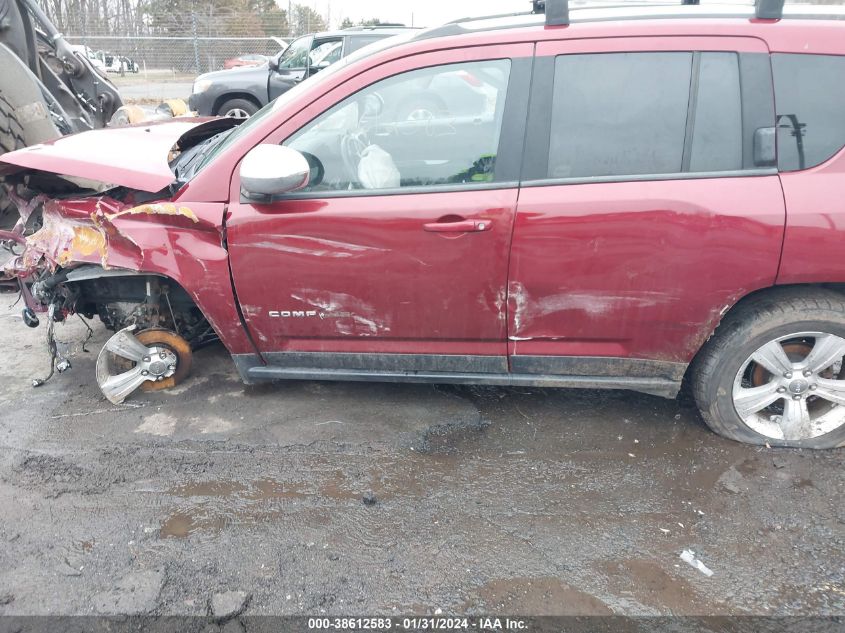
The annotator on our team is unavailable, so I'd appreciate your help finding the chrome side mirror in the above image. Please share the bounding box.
[240,145,310,198]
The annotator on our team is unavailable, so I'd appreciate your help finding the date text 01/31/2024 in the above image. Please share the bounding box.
[307,617,530,630]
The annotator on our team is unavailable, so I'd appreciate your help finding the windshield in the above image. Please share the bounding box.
[192,30,419,175]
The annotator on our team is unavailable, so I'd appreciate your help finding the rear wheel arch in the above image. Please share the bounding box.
[688,283,845,448]
[691,284,845,363]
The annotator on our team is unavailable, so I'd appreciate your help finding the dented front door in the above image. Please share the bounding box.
[226,48,529,371]
[227,190,516,367]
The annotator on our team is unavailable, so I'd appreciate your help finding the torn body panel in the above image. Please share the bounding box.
[2,194,254,356]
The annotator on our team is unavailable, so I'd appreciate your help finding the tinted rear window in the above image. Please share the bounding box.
[773,53,845,171]
[548,51,745,180]
[549,52,692,179]
[689,52,743,173]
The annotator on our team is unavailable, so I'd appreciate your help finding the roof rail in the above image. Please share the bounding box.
[755,0,785,19]
[445,10,532,25]
[533,0,570,25]
[423,0,838,41]
[536,0,786,22]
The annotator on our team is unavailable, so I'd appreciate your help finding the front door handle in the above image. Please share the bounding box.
[423,219,492,233]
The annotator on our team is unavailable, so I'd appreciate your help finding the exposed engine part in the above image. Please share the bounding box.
[31,270,218,348]
[25,267,210,395]
[109,99,192,128]
[95,325,192,404]
[31,301,71,387]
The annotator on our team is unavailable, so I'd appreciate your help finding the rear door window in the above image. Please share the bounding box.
[549,52,691,178]
[309,39,344,66]
[689,52,743,172]
[773,53,845,171]
[547,51,744,179]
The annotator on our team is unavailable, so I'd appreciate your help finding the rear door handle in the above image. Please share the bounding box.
[423,219,492,233]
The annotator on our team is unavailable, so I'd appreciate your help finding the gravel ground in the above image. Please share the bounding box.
[0,298,843,618]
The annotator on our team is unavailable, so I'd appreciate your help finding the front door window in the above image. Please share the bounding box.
[285,59,511,192]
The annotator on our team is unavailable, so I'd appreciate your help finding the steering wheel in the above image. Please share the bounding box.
[340,130,369,185]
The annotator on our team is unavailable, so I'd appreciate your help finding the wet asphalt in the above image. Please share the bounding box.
[0,299,842,617]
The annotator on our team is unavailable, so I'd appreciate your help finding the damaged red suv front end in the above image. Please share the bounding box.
[0,117,246,399]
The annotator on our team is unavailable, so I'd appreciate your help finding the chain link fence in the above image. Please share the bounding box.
[52,10,302,102]
[61,31,289,102]
[59,9,296,76]
[64,34,287,76]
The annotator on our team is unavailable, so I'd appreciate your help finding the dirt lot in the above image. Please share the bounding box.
[0,297,843,619]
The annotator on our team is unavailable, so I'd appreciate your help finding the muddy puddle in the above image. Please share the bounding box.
[465,577,613,615]
[160,512,228,538]
[161,478,314,538]
[158,453,475,538]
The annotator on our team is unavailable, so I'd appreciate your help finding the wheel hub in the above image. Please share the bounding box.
[145,352,177,378]
[136,347,177,379]
[788,378,810,395]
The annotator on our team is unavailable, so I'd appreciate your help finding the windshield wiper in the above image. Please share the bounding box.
[172,128,236,183]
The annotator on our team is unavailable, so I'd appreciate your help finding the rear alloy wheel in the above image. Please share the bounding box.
[733,333,845,441]
[693,289,845,449]
[217,98,258,119]
[96,326,192,404]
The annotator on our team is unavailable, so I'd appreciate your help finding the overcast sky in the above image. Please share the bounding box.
[321,0,527,29]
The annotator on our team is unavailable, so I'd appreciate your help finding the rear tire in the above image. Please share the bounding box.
[692,288,845,449]
[216,98,258,119]
[0,93,25,230]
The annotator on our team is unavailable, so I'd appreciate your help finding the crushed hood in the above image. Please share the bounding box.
[0,117,238,193]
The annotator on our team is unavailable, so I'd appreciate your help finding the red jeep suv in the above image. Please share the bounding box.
[2,0,845,449]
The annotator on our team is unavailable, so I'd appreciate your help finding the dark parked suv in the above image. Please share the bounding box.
[4,0,845,449]
[189,26,415,118]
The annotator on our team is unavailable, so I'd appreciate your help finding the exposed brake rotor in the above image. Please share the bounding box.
[95,326,192,404]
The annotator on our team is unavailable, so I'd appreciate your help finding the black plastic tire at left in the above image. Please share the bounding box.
[0,92,25,230]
